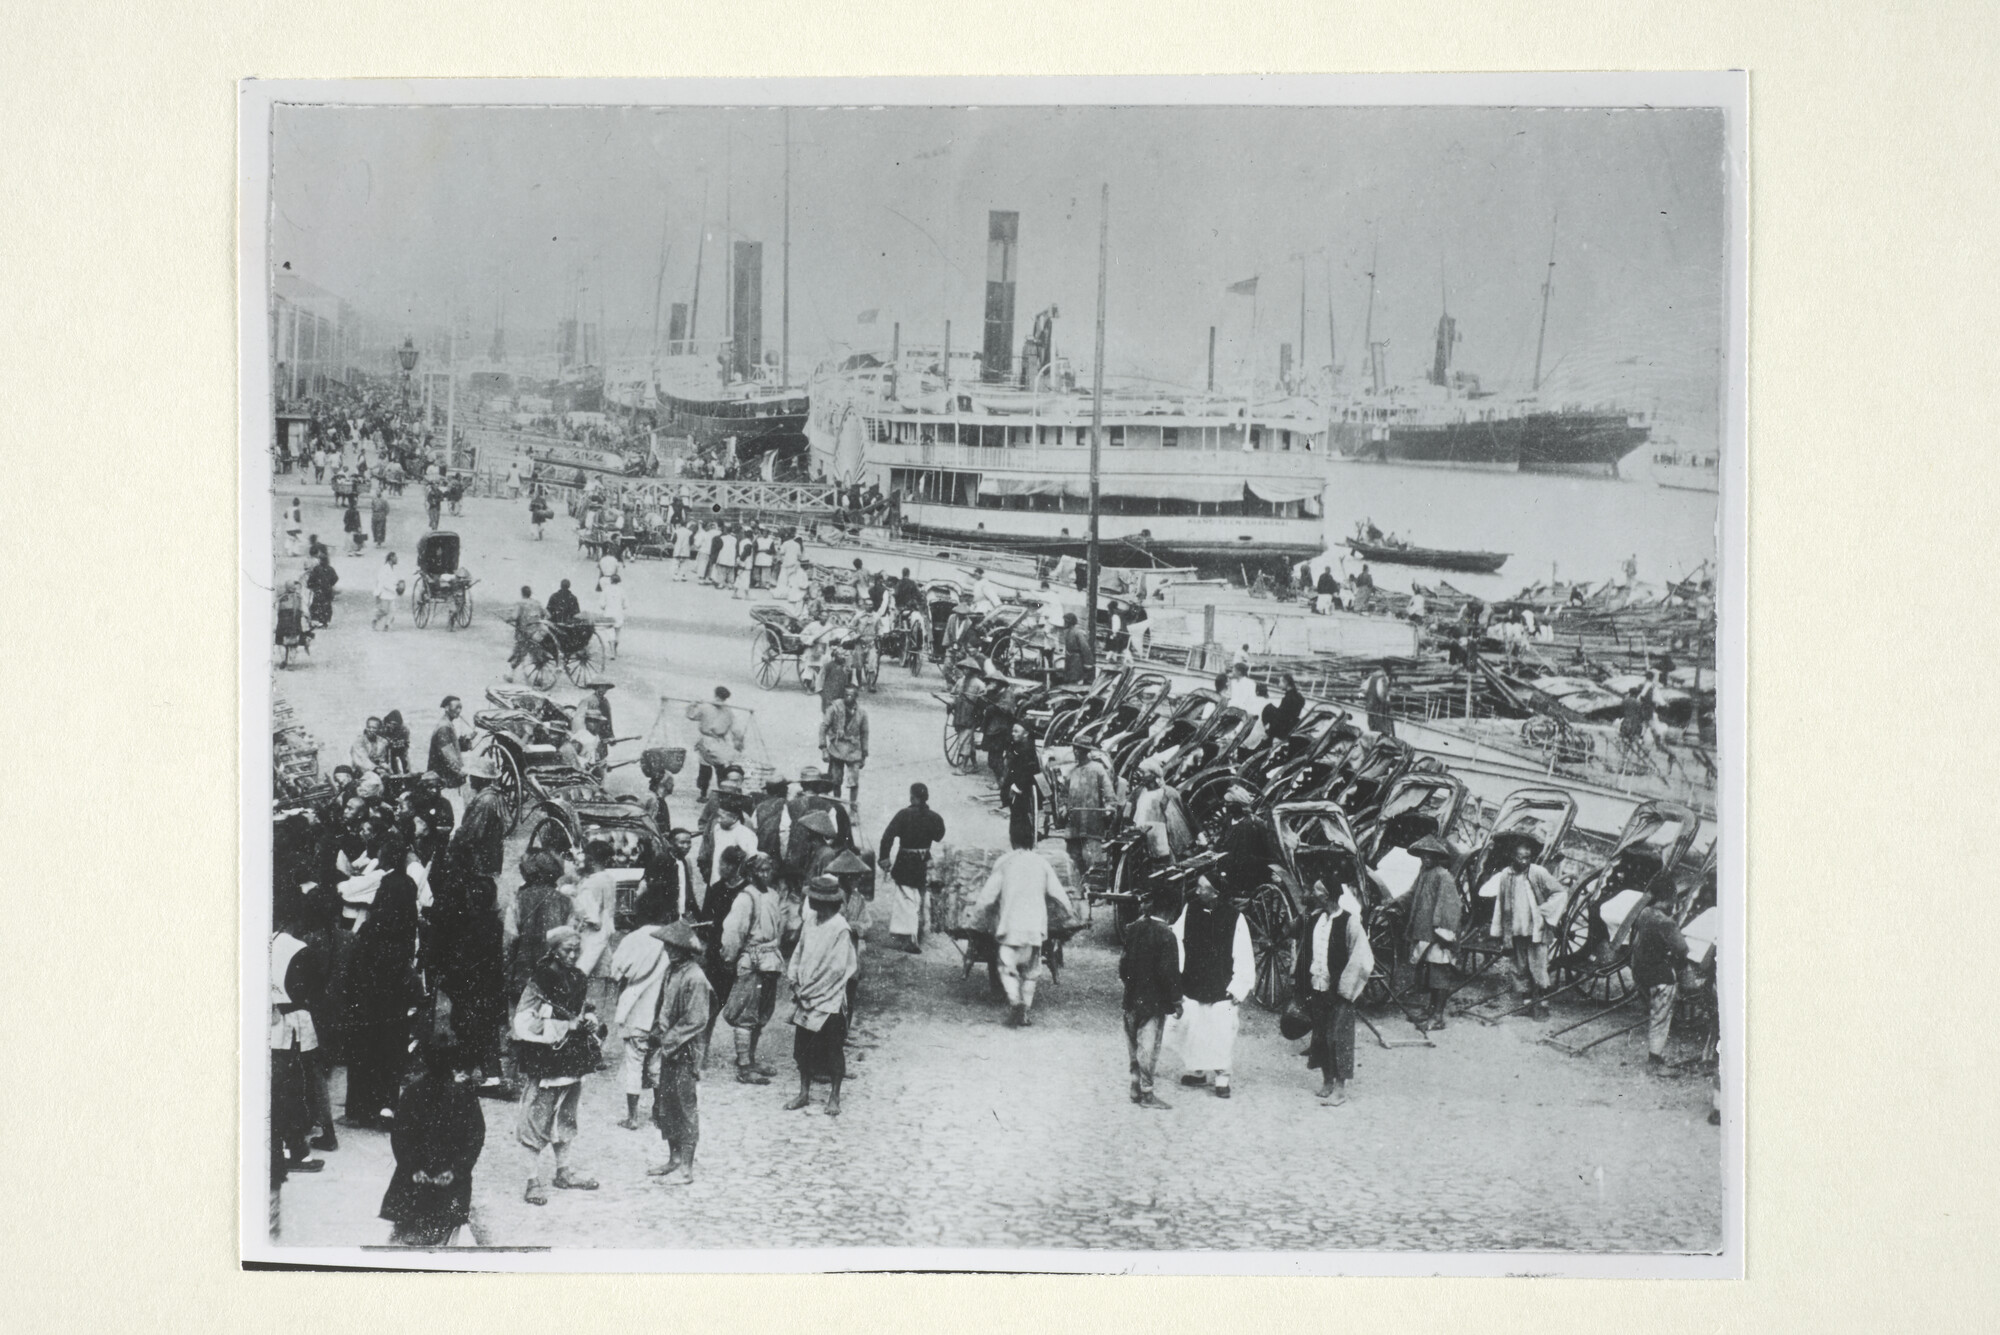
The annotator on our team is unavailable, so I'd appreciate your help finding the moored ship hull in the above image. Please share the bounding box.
[1516,411,1651,475]
[1332,416,1528,470]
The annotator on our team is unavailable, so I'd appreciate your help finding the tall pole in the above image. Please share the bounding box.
[782,108,792,388]
[446,314,458,469]
[688,181,708,349]
[1207,325,1215,392]
[943,319,952,400]
[1087,183,1108,670]
[1362,239,1378,355]
[1532,211,1558,393]
[1297,261,1307,394]
[723,124,733,375]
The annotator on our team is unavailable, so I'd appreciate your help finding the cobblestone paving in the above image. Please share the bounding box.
[268,485,1722,1256]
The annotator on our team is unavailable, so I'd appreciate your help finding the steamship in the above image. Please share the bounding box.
[806,212,1327,571]
[1330,312,1650,475]
[653,235,810,463]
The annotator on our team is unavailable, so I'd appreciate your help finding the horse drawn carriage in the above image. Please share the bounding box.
[410,531,476,630]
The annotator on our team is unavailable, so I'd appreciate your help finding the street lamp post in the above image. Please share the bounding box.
[396,338,419,466]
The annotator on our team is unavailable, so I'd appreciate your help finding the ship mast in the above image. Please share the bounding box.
[687,180,708,352]
[1087,183,1108,672]
[1532,211,1557,393]
[782,108,791,388]
[649,189,671,377]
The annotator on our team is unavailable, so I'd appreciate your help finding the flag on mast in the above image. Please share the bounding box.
[856,309,878,324]
[1226,277,1259,296]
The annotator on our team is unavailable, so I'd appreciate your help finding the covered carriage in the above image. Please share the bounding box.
[410,531,476,630]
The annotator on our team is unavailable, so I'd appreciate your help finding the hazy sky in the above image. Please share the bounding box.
[270,102,1727,418]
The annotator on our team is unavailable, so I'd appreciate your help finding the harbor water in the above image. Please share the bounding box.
[1317,455,1721,600]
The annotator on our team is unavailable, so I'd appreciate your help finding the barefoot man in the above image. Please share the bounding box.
[785,875,859,1117]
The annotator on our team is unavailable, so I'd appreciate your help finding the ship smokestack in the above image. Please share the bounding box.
[667,303,688,355]
[1430,310,1457,388]
[731,240,763,380]
[982,210,1019,384]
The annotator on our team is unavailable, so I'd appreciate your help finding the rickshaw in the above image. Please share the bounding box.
[876,600,928,676]
[1318,733,1417,825]
[410,531,476,630]
[1547,798,1702,1003]
[1112,689,1222,785]
[1349,770,1472,996]
[519,617,610,689]
[521,796,665,930]
[749,606,857,692]
[1042,666,1132,746]
[1232,801,1371,1011]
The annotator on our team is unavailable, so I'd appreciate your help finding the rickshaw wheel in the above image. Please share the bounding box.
[751,630,783,690]
[489,744,524,830]
[943,719,975,771]
[1106,847,1146,945]
[525,813,574,861]
[527,650,560,690]
[1360,905,1403,1007]
[566,631,607,685]
[1245,880,1299,1012]
[449,588,473,630]
[905,641,923,676]
[411,588,433,628]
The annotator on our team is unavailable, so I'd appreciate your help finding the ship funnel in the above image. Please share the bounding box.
[731,241,764,380]
[1429,311,1457,388]
[982,210,1019,384]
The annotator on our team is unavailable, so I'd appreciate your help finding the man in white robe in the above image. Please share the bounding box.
[1166,875,1255,1098]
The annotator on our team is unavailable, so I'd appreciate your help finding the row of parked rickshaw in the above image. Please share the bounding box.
[949,658,1718,1022]
[746,576,1067,694]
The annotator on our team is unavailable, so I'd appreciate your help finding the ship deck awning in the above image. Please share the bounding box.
[1245,477,1326,504]
[975,475,1247,503]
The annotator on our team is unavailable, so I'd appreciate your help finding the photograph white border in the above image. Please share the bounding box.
[239,71,1747,1276]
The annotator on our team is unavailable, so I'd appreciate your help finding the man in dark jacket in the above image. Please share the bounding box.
[1629,888,1696,1066]
[1119,889,1182,1110]
[1262,673,1306,741]
[877,783,946,952]
[450,764,510,878]
[546,578,581,623]
[426,697,467,818]
[1061,613,1090,684]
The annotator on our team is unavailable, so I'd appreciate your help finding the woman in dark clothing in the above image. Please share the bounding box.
[1262,673,1307,741]
[340,840,423,1129]
[508,852,573,1006]
[1000,722,1041,851]
[435,870,509,1088]
[379,1042,485,1247]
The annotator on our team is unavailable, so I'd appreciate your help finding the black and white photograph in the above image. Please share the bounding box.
[242,76,1744,1273]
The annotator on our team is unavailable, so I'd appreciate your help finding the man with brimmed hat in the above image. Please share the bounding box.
[1402,834,1464,1031]
[786,800,849,889]
[823,847,876,1027]
[718,853,786,1084]
[645,921,712,1186]
[948,662,987,766]
[449,753,509,879]
[1063,742,1120,895]
[785,875,859,1116]
[1215,785,1279,903]
[751,774,795,865]
[1477,831,1565,1019]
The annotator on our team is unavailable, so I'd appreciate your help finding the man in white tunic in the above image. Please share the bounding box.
[1167,875,1255,1097]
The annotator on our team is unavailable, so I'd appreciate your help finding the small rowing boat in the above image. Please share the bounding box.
[1344,538,1509,575]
